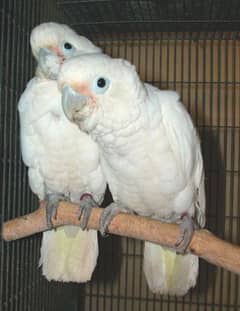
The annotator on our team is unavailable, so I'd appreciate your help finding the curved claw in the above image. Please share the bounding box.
[78,193,98,230]
[45,193,67,229]
[175,214,195,254]
[99,202,129,236]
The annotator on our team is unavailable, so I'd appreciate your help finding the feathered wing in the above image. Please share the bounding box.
[18,78,46,199]
[18,78,103,282]
[143,89,206,295]
[159,90,206,226]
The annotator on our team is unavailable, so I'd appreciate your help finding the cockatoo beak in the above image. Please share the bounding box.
[39,47,55,66]
[38,48,59,79]
[62,85,88,121]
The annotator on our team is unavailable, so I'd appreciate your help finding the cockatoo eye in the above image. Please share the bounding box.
[64,42,72,50]
[61,41,76,57]
[92,77,110,94]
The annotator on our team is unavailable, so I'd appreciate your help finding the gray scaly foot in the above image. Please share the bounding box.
[195,199,206,228]
[175,213,195,254]
[45,193,67,229]
[78,193,98,230]
[99,202,130,236]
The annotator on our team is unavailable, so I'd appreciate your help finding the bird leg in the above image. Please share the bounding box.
[45,193,67,229]
[78,193,98,230]
[195,200,206,228]
[175,213,195,254]
[99,202,130,236]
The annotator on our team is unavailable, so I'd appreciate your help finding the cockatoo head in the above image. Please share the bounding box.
[58,53,145,133]
[30,22,101,79]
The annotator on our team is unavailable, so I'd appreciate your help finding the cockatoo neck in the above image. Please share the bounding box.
[35,65,46,78]
[88,89,147,153]
[69,75,148,154]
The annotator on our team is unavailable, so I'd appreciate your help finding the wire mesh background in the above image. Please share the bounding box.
[0,1,240,310]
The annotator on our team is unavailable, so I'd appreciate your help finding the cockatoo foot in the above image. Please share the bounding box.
[78,193,98,230]
[195,200,206,228]
[45,193,67,229]
[99,202,129,236]
[175,213,195,254]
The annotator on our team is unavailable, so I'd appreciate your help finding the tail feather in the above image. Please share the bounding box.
[143,242,198,296]
[39,226,98,282]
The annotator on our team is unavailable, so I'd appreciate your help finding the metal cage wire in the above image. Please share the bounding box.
[0,1,240,311]
[0,1,69,311]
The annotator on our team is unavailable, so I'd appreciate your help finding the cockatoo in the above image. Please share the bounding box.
[58,53,206,295]
[31,22,101,79]
[18,23,106,282]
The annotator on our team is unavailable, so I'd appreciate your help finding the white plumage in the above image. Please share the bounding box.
[59,54,206,294]
[18,23,106,282]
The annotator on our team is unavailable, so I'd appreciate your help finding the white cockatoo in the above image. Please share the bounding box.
[18,23,106,282]
[58,53,206,295]
[30,22,101,79]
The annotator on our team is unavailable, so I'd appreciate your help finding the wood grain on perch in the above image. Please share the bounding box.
[2,200,240,275]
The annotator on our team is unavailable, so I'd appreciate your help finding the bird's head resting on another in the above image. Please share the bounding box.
[30,22,101,80]
[58,53,146,133]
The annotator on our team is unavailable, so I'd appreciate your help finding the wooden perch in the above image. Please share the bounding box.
[2,200,240,275]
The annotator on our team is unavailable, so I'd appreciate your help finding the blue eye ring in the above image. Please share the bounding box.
[92,76,110,94]
[61,41,76,57]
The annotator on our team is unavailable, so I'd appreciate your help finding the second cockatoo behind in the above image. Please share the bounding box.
[30,22,101,79]
[18,23,106,282]
[58,53,206,295]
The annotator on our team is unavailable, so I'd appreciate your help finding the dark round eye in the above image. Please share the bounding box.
[97,78,106,88]
[92,76,110,94]
[64,42,72,50]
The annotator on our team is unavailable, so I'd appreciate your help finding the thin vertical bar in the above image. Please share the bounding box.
[137,30,143,311]
[187,32,192,112]
[234,35,240,311]
[152,30,157,311]
[205,32,214,311]
[123,34,130,311]
[228,30,237,311]
[211,30,221,311]
[130,30,136,311]
[144,30,151,311]
[4,9,12,310]
[166,32,170,89]
[116,31,122,311]
[180,32,185,99]
[0,2,6,307]
[173,32,177,91]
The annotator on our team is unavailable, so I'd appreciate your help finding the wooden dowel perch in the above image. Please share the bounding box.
[2,201,240,275]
